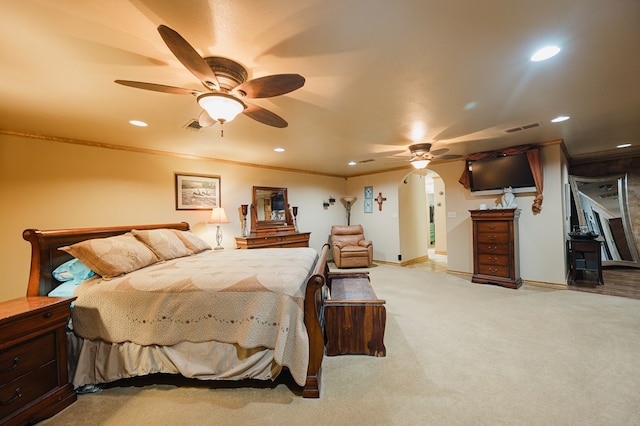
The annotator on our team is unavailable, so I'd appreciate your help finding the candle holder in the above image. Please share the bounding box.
[240,204,249,236]
[292,206,299,232]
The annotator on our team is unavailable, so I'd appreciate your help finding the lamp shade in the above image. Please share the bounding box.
[197,93,245,123]
[410,158,430,169]
[208,207,229,224]
[341,196,357,204]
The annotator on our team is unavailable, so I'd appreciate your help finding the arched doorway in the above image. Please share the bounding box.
[397,169,447,267]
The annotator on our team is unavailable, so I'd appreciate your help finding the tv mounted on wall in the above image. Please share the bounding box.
[468,153,536,195]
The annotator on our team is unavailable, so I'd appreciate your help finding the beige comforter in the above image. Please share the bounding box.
[72,247,319,385]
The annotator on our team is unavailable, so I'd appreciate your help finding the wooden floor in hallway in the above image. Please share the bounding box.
[569,266,640,300]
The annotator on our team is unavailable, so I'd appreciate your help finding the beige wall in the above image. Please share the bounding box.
[0,134,347,301]
[433,176,447,255]
[0,134,569,302]
[398,173,428,262]
[344,169,408,263]
[429,143,568,286]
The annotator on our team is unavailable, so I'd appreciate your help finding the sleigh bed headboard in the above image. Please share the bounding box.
[22,222,190,297]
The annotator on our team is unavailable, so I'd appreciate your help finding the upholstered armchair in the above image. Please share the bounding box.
[330,225,373,268]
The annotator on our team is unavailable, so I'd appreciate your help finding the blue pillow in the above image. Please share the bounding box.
[52,258,95,284]
[48,281,79,298]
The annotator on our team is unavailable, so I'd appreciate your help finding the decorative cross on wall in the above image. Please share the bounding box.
[375,192,387,211]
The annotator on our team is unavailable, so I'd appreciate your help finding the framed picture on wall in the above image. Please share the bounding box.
[175,173,220,210]
[364,186,373,199]
[364,198,373,213]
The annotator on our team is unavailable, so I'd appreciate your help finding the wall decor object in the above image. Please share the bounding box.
[175,173,221,210]
[364,186,373,199]
[364,198,373,213]
[375,192,387,211]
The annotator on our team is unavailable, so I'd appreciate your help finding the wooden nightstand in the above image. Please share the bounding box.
[0,297,76,425]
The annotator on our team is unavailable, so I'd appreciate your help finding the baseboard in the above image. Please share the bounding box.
[523,280,568,290]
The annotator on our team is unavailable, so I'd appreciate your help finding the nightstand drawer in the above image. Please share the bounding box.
[0,332,56,384]
[0,302,70,348]
[0,362,57,419]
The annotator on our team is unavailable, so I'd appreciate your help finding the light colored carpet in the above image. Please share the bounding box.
[41,260,640,425]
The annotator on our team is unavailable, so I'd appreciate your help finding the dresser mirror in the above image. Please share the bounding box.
[251,186,294,233]
[569,174,640,267]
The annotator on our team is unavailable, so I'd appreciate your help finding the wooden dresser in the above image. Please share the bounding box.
[0,297,76,425]
[235,232,310,249]
[470,208,522,289]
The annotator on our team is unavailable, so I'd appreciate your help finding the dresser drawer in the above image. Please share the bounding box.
[476,233,509,244]
[478,264,510,278]
[477,254,509,267]
[476,243,509,255]
[0,333,56,385]
[476,221,508,233]
[0,361,58,419]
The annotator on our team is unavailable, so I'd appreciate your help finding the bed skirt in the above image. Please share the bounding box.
[68,332,282,388]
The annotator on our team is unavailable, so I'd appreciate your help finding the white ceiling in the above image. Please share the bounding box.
[1,0,639,177]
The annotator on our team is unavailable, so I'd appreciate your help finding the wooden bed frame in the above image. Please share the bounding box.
[22,222,329,398]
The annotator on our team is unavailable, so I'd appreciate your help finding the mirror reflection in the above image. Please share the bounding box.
[570,174,640,267]
[254,187,287,221]
[250,186,294,234]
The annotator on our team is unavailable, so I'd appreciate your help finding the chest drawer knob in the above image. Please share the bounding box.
[0,356,20,374]
[43,311,52,319]
[1,387,22,406]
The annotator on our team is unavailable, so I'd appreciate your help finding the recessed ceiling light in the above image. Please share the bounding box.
[617,143,632,149]
[348,161,357,166]
[274,147,285,152]
[530,46,561,62]
[129,120,148,127]
[551,115,570,123]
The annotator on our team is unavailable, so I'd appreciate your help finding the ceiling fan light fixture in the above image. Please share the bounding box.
[410,158,430,169]
[197,92,245,123]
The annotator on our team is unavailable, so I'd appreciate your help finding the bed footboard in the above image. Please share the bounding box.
[302,243,329,398]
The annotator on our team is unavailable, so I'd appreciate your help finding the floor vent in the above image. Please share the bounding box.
[184,119,203,131]
[505,122,541,133]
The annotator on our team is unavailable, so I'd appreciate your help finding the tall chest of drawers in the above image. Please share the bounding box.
[470,208,522,289]
[0,297,76,425]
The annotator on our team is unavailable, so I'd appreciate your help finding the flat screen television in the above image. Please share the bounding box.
[468,153,536,195]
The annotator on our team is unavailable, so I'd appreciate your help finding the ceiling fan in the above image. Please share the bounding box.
[387,143,462,169]
[115,25,305,131]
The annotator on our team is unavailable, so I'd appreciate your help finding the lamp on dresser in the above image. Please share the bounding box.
[209,207,229,250]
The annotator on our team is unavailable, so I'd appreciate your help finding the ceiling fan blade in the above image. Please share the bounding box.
[433,154,463,160]
[430,148,450,156]
[198,110,217,127]
[232,74,305,99]
[157,25,220,91]
[114,80,202,96]
[242,103,288,128]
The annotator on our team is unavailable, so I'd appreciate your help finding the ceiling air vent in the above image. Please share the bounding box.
[505,122,541,133]
[359,159,375,164]
[184,119,203,131]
